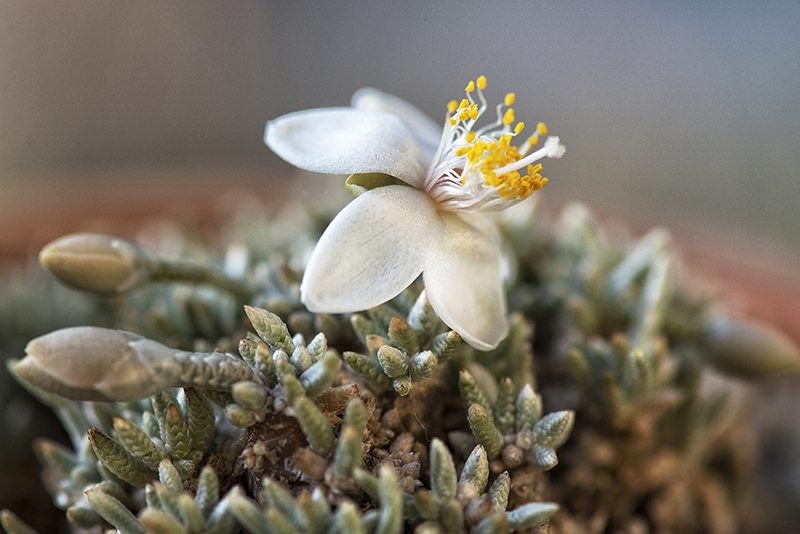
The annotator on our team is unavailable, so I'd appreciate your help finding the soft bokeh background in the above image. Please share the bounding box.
[2,3,800,531]
[1,0,799,257]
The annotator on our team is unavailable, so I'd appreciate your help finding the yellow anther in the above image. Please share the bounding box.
[502,109,515,126]
[468,104,479,120]
[448,100,458,113]
[449,117,457,126]
[514,122,525,135]
[466,131,476,143]
[455,147,468,157]
[459,99,470,110]
[477,76,487,90]
[527,135,539,146]
[504,93,516,106]
[527,163,543,174]
[537,122,548,135]
[465,81,475,92]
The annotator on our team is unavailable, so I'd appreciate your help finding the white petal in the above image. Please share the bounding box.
[265,108,427,188]
[351,88,443,164]
[423,214,508,350]
[301,186,440,313]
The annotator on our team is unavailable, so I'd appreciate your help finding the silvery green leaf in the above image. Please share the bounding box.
[138,509,188,534]
[244,306,295,355]
[293,396,335,457]
[332,500,365,534]
[195,466,220,520]
[409,351,438,382]
[429,331,461,363]
[164,404,192,460]
[377,345,409,379]
[224,404,258,428]
[158,459,183,493]
[66,504,101,529]
[88,428,156,487]
[299,351,341,398]
[232,381,268,411]
[376,466,403,534]
[290,345,313,375]
[388,316,419,355]
[85,486,144,534]
[0,510,40,534]
[458,445,489,494]
[527,444,558,470]
[177,493,204,533]
[226,487,268,534]
[343,351,392,389]
[505,501,559,530]
[183,388,215,454]
[494,378,517,435]
[488,471,510,511]
[408,290,438,344]
[533,411,575,449]
[112,418,167,471]
[307,332,328,361]
[467,404,504,460]
[440,499,464,533]
[429,438,457,502]
[473,511,508,534]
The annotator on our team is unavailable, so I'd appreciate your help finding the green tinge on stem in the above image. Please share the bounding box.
[149,258,253,300]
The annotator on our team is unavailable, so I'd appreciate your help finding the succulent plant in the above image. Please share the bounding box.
[2,196,798,534]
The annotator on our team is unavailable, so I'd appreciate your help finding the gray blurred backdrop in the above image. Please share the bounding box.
[1,0,799,256]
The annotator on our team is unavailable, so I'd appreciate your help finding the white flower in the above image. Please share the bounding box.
[265,77,565,350]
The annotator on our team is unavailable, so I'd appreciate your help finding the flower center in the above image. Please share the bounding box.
[424,76,565,212]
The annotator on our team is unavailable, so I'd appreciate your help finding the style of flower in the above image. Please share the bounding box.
[265,77,565,350]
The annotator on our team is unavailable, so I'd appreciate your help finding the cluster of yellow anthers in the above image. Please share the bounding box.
[446,76,550,200]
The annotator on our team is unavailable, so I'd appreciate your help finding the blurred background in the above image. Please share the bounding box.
[1,2,800,530]
[1,0,799,261]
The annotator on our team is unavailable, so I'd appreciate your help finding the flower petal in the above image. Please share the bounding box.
[301,185,440,312]
[423,214,508,350]
[352,87,443,164]
[265,108,427,188]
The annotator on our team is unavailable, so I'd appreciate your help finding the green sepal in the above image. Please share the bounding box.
[345,173,408,197]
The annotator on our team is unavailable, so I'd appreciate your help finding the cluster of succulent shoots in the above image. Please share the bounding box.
[2,194,800,534]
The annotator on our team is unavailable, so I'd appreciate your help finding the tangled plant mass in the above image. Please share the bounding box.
[266,76,565,349]
[4,76,800,534]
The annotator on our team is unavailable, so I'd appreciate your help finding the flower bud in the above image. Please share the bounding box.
[13,326,177,401]
[705,318,800,378]
[39,233,151,295]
